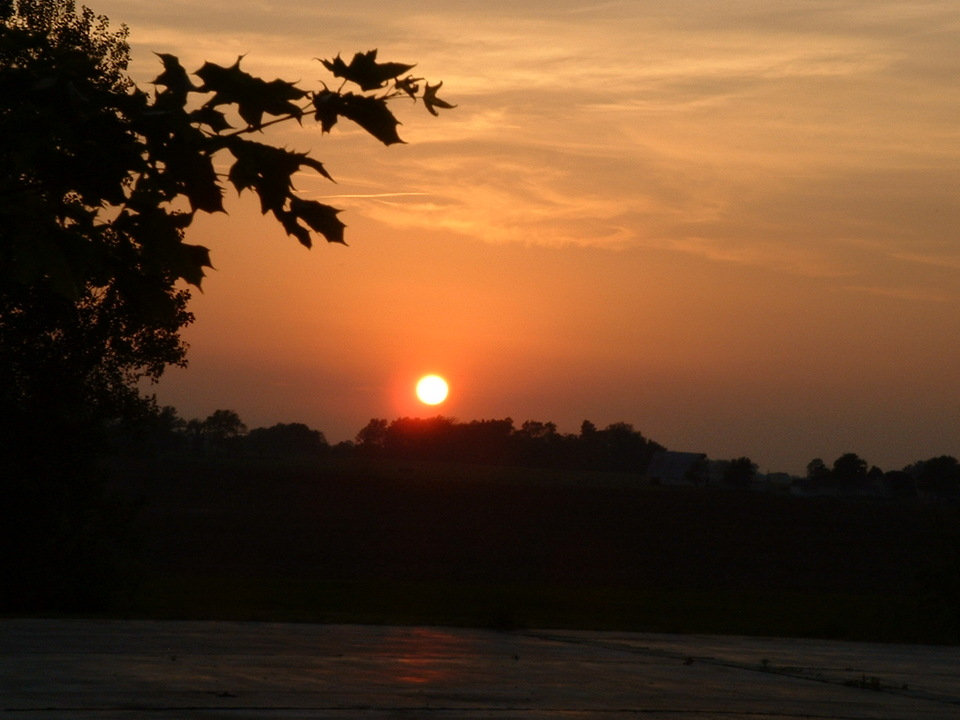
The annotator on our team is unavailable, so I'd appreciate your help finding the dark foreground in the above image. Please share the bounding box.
[3,619,959,719]
[108,456,960,644]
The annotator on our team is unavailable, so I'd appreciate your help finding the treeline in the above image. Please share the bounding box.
[352,417,664,472]
[121,408,330,459]
[799,452,960,500]
[122,407,664,473]
[122,405,960,499]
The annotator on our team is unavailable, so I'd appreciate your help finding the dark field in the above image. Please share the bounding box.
[112,456,960,644]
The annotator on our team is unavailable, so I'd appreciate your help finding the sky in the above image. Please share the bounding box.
[93,0,960,475]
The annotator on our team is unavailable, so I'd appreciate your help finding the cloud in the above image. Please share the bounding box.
[890,251,960,271]
[103,0,960,292]
[840,284,957,304]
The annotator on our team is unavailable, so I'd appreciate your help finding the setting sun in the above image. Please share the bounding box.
[416,375,449,405]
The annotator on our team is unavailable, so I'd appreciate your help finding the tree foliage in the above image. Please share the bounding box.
[722,456,758,488]
[1,0,454,434]
[353,416,664,471]
[246,422,329,458]
[1,1,454,409]
[0,0,453,611]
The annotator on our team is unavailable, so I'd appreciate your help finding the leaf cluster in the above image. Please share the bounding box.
[139,47,454,269]
[3,28,455,302]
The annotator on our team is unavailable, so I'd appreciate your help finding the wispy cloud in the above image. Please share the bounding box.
[104,0,960,288]
[841,284,957,303]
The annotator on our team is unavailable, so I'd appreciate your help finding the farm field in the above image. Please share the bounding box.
[110,456,960,644]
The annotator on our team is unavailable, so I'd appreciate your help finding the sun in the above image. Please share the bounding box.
[416,374,449,405]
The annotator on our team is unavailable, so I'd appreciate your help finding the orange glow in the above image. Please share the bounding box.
[416,375,449,405]
[104,0,960,475]
[383,627,469,685]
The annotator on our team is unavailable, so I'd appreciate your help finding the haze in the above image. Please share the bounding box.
[95,0,960,475]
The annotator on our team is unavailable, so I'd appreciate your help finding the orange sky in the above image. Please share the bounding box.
[96,1,960,474]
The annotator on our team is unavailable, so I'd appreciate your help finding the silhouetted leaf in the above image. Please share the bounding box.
[394,75,422,99]
[289,197,345,245]
[277,209,313,248]
[173,243,213,287]
[225,139,332,217]
[312,89,341,133]
[299,155,333,182]
[152,53,195,101]
[422,81,456,116]
[189,106,232,133]
[320,50,415,91]
[195,57,307,126]
[338,93,404,145]
[161,131,224,213]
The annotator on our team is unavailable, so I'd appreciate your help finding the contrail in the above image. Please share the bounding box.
[318,192,428,199]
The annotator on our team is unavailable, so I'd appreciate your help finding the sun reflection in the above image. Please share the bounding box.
[385,627,467,685]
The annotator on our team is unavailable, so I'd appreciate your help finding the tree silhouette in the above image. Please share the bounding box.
[0,0,452,610]
[355,418,390,454]
[832,453,868,485]
[349,416,663,472]
[246,422,329,458]
[914,456,960,498]
[723,457,758,488]
[806,458,830,481]
[2,0,454,433]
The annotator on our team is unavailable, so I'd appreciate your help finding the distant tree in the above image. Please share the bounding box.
[832,453,868,484]
[355,418,389,453]
[884,470,917,499]
[110,402,188,456]
[200,409,247,453]
[349,415,667,473]
[517,420,559,440]
[723,457,758,488]
[806,458,830,481]
[915,456,960,498]
[513,420,564,466]
[598,422,662,473]
[455,418,514,464]
[246,422,328,458]
[384,416,456,459]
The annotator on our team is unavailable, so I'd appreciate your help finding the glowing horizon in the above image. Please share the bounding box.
[101,0,960,475]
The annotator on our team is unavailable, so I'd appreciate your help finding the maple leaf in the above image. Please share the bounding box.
[312,89,342,133]
[189,106,232,134]
[298,155,334,182]
[195,57,307,127]
[276,209,312,248]
[225,139,334,220]
[338,93,404,145]
[159,128,225,213]
[152,53,196,100]
[422,81,456,116]
[320,50,415,91]
[171,243,213,287]
[290,197,345,245]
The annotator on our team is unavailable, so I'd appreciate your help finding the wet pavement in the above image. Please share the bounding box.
[2,619,959,718]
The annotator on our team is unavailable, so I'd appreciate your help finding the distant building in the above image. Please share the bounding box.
[646,451,708,487]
